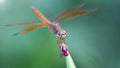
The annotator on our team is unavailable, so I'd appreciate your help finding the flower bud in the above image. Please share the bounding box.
[59,43,69,56]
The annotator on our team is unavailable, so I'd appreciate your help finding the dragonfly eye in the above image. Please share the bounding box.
[57,30,67,39]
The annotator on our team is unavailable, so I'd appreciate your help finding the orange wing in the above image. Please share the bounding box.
[55,3,85,21]
[32,7,51,26]
[6,22,41,26]
[13,24,46,36]
[61,8,97,21]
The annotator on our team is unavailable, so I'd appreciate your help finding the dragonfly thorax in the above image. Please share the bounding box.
[49,22,67,40]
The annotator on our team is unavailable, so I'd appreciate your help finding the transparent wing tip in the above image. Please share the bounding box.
[12,33,19,36]
[31,6,34,9]
[12,32,23,36]
[91,8,97,12]
[80,3,86,6]
[5,24,12,26]
[32,6,36,10]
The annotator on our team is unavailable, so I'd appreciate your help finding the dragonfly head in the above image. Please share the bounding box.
[57,29,67,40]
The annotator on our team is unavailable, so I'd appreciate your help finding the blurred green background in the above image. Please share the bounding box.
[0,0,120,68]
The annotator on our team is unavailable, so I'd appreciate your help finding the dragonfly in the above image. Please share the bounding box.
[7,3,96,44]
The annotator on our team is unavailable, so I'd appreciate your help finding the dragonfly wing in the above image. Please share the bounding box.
[32,7,51,26]
[13,24,46,36]
[6,22,41,26]
[55,3,85,21]
[61,8,97,21]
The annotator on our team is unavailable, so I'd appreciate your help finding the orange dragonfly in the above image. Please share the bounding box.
[7,3,96,41]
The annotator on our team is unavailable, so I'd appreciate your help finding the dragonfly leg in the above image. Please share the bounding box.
[57,37,61,46]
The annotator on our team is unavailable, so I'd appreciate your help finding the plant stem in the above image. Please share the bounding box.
[65,53,76,68]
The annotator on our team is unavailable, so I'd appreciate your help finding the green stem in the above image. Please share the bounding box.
[65,53,76,68]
